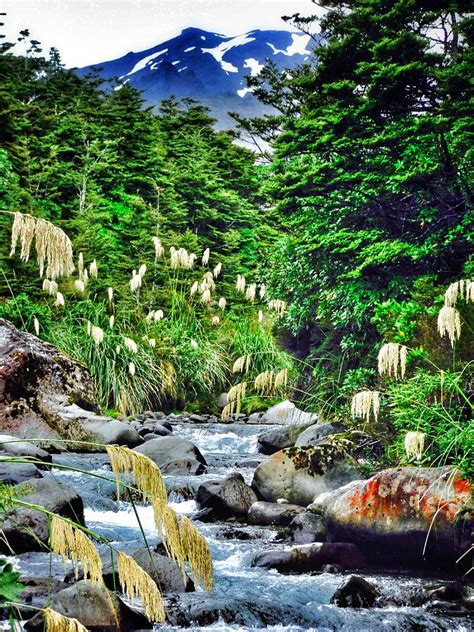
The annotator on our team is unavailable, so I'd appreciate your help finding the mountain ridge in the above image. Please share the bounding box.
[77,26,319,128]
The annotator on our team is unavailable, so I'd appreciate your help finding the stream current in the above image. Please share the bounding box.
[7,423,473,631]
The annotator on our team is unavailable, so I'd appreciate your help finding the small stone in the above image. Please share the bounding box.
[330,575,379,608]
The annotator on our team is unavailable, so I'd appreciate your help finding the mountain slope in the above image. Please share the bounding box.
[78,27,318,127]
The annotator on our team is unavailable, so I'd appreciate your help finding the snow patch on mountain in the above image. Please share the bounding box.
[203,33,256,63]
[237,87,253,98]
[184,47,196,53]
[267,34,311,56]
[244,58,264,76]
[222,60,239,73]
[127,48,168,76]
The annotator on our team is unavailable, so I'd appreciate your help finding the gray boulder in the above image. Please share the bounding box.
[248,501,305,526]
[1,478,84,554]
[134,436,206,474]
[252,443,359,506]
[260,400,318,425]
[257,422,314,454]
[251,542,366,572]
[0,435,52,463]
[0,461,43,485]
[24,580,151,631]
[102,547,193,593]
[196,473,258,518]
[289,511,327,544]
[294,422,344,447]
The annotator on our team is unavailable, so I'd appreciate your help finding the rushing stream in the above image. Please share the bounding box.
[7,423,473,631]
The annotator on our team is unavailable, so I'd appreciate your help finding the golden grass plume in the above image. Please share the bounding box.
[50,516,102,582]
[44,607,88,632]
[106,445,167,507]
[117,551,165,622]
[179,516,214,591]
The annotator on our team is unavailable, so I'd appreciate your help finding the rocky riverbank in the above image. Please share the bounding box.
[1,320,473,630]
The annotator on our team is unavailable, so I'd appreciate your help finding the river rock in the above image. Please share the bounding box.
[24,580,151,631]
[289,511,327,544]
[196,473,258,518]
[294,422,344,447]
[331,575,380,607]
[257,422,314,455]
[133,436,207,474]
[260,400,318,425]
[101,547,193,593]
[0,434,52,464]
[0,319,140,450]
[0,478,84,554]
[252,443,359,505]
[248,501,305,526]
[310,466,473,569]
[251,542,366,572]
[0,461,43,484]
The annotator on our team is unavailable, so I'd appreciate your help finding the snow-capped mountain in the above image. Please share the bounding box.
[78,27,317,128]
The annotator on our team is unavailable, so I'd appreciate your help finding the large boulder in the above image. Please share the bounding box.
[259,400,318,426]
[134,436,206,475]
[310,467,473,569]
[248,501,305,526]
[252,442,359,506]
[196,473,258,519]
[0,478,84,554]
[257,422,314,455]
[0,319,139,450]
[24,580,151,631]
[251,542,366,572]
[294,422,344,447]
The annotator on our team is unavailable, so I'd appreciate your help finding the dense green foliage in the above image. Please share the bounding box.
[240,0,473,473]
[0,4,472,474]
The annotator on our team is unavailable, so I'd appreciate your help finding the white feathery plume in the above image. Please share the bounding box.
[437,305,462,347]
[378,343,408,379]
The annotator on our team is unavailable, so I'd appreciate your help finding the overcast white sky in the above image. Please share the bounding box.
[2,0,319,68]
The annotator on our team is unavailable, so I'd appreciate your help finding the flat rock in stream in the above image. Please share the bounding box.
[251,542,366,572]
[196,473,258,518]
[0,478,84,555]
[0,434,52,464]
[133,436,206,474]
[248,501,305,526]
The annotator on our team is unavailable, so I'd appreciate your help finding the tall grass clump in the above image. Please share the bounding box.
[5,212,293,415]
